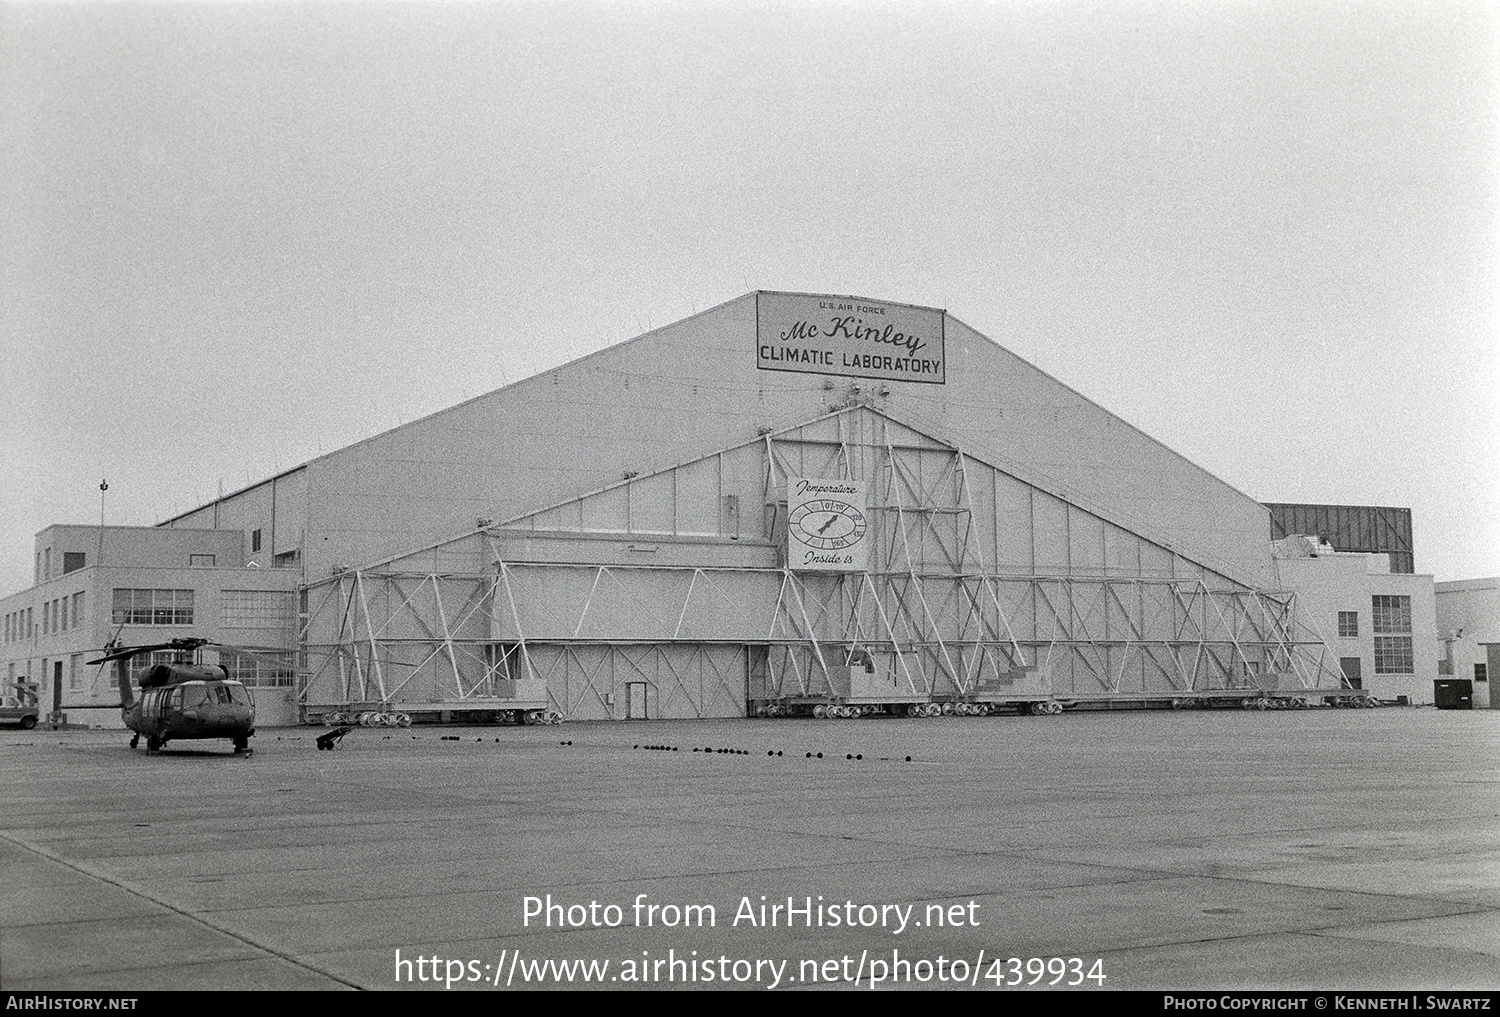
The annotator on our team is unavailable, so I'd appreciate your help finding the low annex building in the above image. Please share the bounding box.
[2,292,1440,723]
[1270,535,1438,704]
[1435,578,1499,709]
[0,525,300,727]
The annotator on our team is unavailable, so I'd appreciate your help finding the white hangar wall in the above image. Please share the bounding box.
[301,407,1337,720]
[165,292,1272,590]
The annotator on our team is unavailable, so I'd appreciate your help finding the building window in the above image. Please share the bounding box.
[69,654,82,690]
[1371,595,1411,636]
[1478,664,1489,683]
[220,590,295,628]
[43,548,51,580]
[190,554,216,567]
[252,529,262,553]
[60,596,67,631]
[111,589,195,626]
[1374,637,1413,675]
[273,549,300,569]
[1337,611,1358,638]
[219,649,295,687]
[63,552,86,574]
[72,592,84,629]
[1371,595,1413,675]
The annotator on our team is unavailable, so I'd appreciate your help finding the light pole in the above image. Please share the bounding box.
[97,480,107,567]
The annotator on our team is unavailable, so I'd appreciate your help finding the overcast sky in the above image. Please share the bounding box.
[2,0,1495,596]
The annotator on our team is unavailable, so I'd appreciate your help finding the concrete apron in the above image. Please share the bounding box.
[1,708,1497,991]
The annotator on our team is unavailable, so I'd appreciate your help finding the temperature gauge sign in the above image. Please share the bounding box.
[788,479,870,572]
[789,500,867,550]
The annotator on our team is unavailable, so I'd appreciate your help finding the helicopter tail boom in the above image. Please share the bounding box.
[116,657,135,712]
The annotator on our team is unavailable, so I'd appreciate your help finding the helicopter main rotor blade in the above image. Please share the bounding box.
[86,637,210,666]
[86,642,177,665]
[202,643,296,669]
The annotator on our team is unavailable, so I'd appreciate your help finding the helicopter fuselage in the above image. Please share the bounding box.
[125,677,256,753]
[85,640,262,754]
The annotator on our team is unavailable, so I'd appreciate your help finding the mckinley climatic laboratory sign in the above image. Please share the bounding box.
[756,292,945,385]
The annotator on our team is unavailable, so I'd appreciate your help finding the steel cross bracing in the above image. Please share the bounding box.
[298,571,1340,713]
[301,570,508,708]
[298,415,1344,716]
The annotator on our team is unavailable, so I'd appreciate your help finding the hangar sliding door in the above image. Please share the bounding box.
[520,643,748,721]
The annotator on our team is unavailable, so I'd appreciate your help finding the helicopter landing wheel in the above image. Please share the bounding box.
[233,737,249,753]
[146,735,163,753]
[130,734,140,749]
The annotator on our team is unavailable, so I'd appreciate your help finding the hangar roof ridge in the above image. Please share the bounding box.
[156,292,761,527]
[158,292,1260,546]
[941,309,1268,516]
[160,291,953,527]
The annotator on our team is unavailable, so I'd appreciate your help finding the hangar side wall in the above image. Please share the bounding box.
[162,468,309,568]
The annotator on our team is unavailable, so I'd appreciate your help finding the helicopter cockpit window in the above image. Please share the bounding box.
[215,685,232,705]
[180,684,212,707]
[168,687,183,709]
[226,684,251,705]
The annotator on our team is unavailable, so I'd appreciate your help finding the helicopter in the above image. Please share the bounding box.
[86,637,258,754]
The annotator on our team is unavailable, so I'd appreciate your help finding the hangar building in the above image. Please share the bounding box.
[5,292,1435,724]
